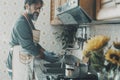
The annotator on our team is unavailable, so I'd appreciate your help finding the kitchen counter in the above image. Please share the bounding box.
[34,60,47,80]
[34,59,64,80]
[33,55,98,80]
[34,61,98,80]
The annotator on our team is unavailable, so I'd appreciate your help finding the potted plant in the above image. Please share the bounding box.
[55,26,77,49]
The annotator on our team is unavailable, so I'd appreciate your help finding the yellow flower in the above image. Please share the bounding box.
[105,49,120,66]
[83,35,110,56]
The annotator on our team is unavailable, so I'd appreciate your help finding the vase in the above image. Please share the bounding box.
[114,73,120,80]
[114,66,120,80]
[108,70,114,80]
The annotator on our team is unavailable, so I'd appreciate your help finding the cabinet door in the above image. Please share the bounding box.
[79,0,96,20]
[96,0,101,18]
[50,0,67,25]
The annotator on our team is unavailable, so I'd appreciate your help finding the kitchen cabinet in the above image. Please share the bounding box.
[79,0,96,20]
[92,0,120,24]
[96,0,101,17]
[50,0,67,25]
[50,0,96,25]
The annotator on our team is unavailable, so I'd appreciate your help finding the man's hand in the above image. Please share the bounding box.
[36,48,45,59]
[44,51,59,63]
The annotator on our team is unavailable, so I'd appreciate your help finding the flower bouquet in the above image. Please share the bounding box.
[83,35,110,72]
[105,49,120,80]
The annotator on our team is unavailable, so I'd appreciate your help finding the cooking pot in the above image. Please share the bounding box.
[65,63,88,78]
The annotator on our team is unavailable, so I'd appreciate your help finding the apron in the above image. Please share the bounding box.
[12,14,40,80]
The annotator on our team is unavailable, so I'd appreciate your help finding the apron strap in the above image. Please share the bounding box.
[23,13,34,31]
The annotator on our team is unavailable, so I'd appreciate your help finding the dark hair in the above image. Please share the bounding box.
[24,0,43,9]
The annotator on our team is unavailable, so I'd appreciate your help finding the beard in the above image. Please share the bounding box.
[28,12,39,21]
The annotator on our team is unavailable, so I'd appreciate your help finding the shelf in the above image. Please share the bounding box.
[51,19,120,26]
[90,19,120,25]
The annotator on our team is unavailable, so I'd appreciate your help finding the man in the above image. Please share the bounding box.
[7,0,59,80]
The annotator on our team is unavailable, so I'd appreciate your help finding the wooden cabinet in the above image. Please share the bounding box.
[96,0,101,16]
[50,0,67,25]
[79,0,96,20]
[50,0,96,25]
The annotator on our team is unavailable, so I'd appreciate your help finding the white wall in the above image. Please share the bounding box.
[90,24,120,46]
[0,1,24,80]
